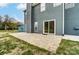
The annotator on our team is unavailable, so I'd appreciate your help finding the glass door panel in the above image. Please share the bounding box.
[44,22,48,33]
[49,21,54,33]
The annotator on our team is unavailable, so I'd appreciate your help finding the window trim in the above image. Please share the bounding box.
[40,3,46,12]
[53,3,62,7]
[65,3,75,9]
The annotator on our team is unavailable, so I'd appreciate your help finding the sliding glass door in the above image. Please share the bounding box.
[44,20,54,34]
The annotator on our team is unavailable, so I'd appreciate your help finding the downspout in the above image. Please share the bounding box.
[62,3,65,36]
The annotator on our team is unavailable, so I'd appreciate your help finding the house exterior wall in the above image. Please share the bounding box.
[32,3,64,35]
[64,4,79,35]
[25,3,64,35]
[25,3,79,36]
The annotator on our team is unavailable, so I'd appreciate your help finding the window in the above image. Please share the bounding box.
[65,3,75,9]
[34,22,38,32]
[40,3,45,12]
[53,3,62,7]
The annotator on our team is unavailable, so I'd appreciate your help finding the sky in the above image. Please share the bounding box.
[0,3,26,23]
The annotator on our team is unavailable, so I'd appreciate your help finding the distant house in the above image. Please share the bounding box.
[18,23,25,32]
[24,3,79,36]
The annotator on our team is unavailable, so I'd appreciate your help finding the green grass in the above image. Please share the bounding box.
[0,33,50,55]
[0,30,18,33]
[56,39,79,55]
[1,32,79,55]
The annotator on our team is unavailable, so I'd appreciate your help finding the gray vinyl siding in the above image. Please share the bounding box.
[64,4,79,35]
[32,3,63,35]
[25,3,79,36]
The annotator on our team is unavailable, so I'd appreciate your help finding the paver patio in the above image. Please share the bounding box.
[10,32,62,53]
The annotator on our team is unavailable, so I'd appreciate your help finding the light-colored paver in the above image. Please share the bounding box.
[63,35,79,42]
[10,32,62,53]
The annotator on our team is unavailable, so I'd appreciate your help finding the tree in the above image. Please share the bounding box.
[0,16,2,23]
[0,14,21,30]
[8,17,19,30]
[3,15,9,30]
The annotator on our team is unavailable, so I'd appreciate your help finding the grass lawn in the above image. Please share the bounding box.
[0,33,50,55]
[0,30,18,33]
[1,31,79,55]
[56,39,79,55]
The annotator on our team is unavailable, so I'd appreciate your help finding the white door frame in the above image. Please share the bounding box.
[43,19,56,35]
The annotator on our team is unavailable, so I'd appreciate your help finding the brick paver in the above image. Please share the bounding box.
[10,32,62,53]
